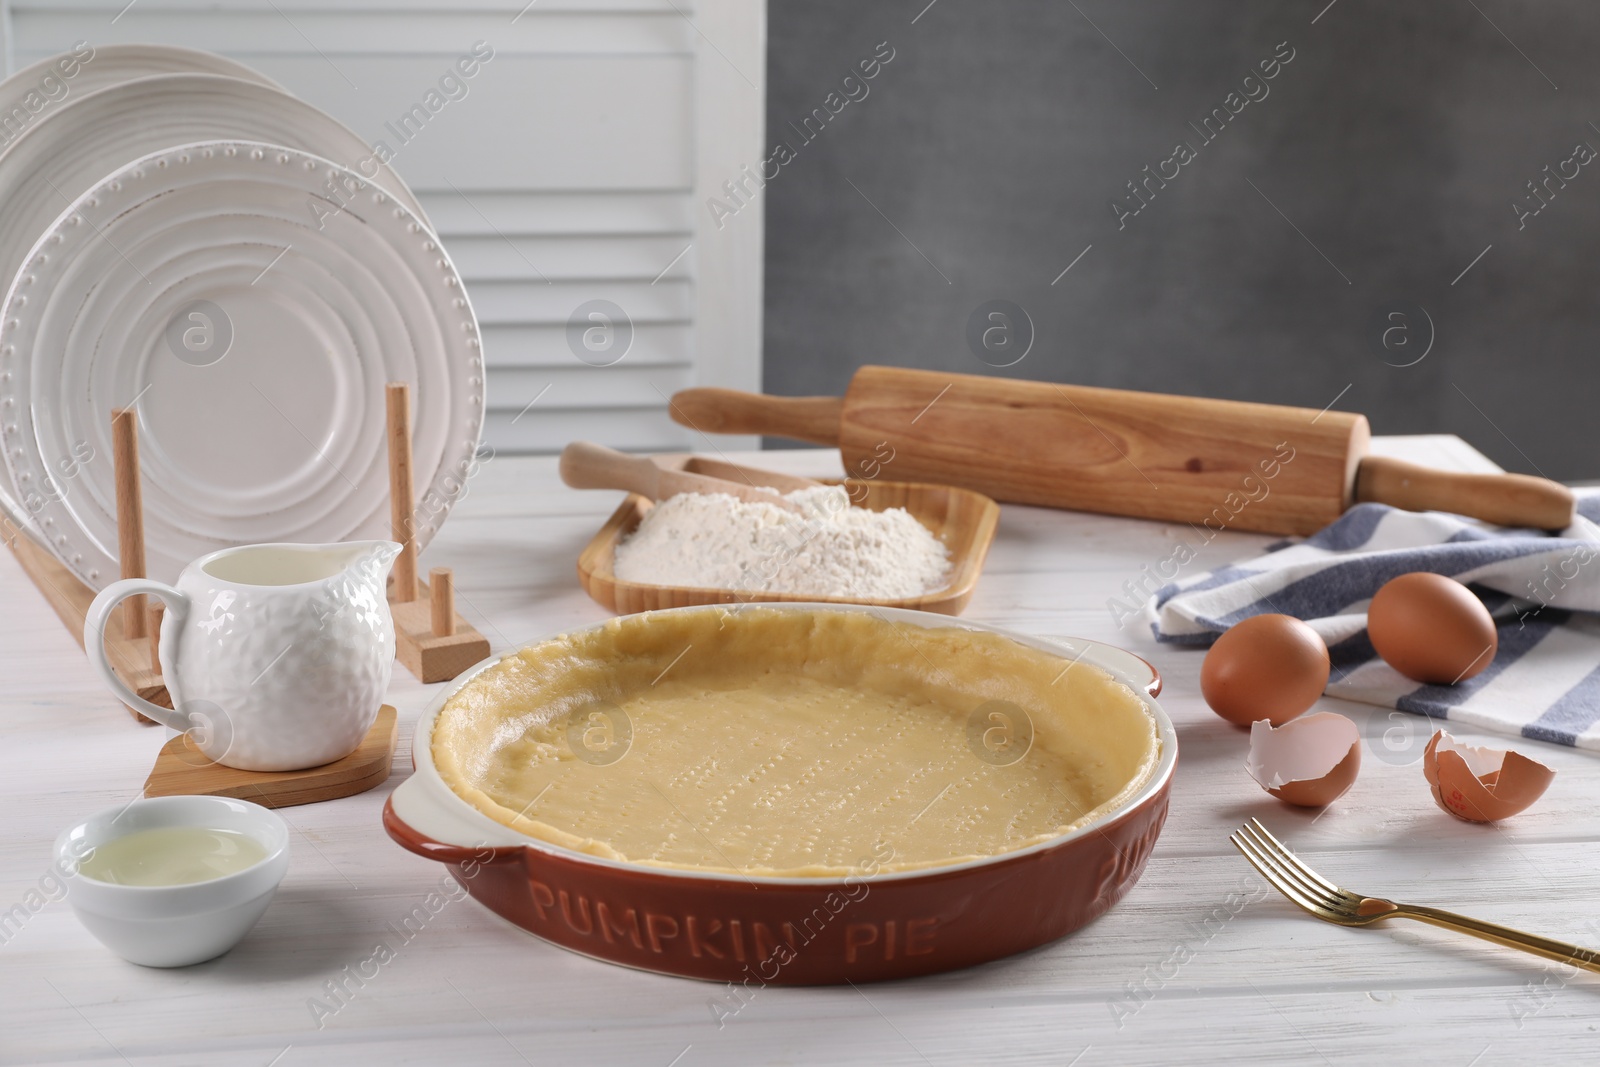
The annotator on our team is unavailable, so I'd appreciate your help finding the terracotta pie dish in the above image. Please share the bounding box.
[384,604,1176,984]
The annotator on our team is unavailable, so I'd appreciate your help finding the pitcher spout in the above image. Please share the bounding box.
[343,539,402,582]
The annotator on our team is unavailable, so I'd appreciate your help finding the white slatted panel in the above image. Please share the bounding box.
[1,0,763,454]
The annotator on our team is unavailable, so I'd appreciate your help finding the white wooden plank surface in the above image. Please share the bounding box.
[488,363,694,409]
[13,14,695,57]
[451,236,696,282]
[688,0,766,436]
[481,407,693,453]
[248,55,695,193]
[482,323,693,368]
[415,191,694,236]
[4,438,1598,1066]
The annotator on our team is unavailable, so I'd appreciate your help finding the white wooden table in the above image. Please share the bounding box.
[5,438,1597,1066]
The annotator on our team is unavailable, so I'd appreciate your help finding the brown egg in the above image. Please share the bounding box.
[1368,573,1497,685]
[1201,614,1330,727]
[1245,712,1361,807]
[1423,730,1555,823]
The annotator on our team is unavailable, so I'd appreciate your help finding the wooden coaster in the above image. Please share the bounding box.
[143,705,398,809]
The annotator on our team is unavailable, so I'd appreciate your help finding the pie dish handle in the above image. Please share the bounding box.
[382,788,526,868]
[1035,636,1162,698]
[84,578,192,732]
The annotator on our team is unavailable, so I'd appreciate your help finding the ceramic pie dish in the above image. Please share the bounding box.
[384,604,1176,984]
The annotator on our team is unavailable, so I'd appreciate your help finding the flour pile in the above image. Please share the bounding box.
[613,485,950,599]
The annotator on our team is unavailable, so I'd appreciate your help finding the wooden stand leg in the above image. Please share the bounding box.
[148,602,164,673]
[386,383,419,604]
[2,522,170,724]
[107,407,162,723]
[385,382,490,683]
[430,567,456,636]
[112,408,147,639]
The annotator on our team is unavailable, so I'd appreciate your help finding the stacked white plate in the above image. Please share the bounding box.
[0,45,483,587]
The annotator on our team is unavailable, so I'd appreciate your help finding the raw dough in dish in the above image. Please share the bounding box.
[431,608,1161,877]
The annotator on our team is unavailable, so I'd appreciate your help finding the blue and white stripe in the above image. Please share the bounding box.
[1152,493,1600,751]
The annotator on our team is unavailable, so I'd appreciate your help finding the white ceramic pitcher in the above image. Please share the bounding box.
[86,541,400,771]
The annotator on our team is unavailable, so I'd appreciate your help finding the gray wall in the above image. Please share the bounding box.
[763,1,1599,481]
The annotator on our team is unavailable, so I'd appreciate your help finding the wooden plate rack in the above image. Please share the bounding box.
[0,381,491,807]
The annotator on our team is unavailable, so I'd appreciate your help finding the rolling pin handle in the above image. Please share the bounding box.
[667,388,843,445]
[1354,456,1575,530]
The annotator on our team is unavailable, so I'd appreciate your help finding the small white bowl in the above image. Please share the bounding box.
[55,795,290,968]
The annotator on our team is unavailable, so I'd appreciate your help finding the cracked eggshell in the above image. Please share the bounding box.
[1245,712,1361,808]
[1423,730,1555,823]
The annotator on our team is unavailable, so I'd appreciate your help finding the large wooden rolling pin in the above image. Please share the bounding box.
[670,366,1575,536]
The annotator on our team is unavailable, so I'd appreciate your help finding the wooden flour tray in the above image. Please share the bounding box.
[576,457,1000,616]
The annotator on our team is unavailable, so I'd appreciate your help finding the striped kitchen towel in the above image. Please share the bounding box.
[1151,493,1600,751]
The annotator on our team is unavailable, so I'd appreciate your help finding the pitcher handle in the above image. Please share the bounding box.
[85,578,191,731]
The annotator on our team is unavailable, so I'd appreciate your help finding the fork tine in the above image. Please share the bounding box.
[1230,832,1331,918]
[1243,820,1365,911]
[1247,818,1343,896]
[1238,822,1348,910]
[1232,835,1329,918]
[1231,830,1316,901]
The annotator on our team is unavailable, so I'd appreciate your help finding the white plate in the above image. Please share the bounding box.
[0,142,483,588]
[0,44,281,160]
[0,71,433,548]
[0,72,428,308]
[0,49,284,533]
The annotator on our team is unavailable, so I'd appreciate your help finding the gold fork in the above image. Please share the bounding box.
[1230,818,1600,973]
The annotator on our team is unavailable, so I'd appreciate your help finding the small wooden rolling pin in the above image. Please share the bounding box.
[669,366,1575,536]
[559,442,810,509]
